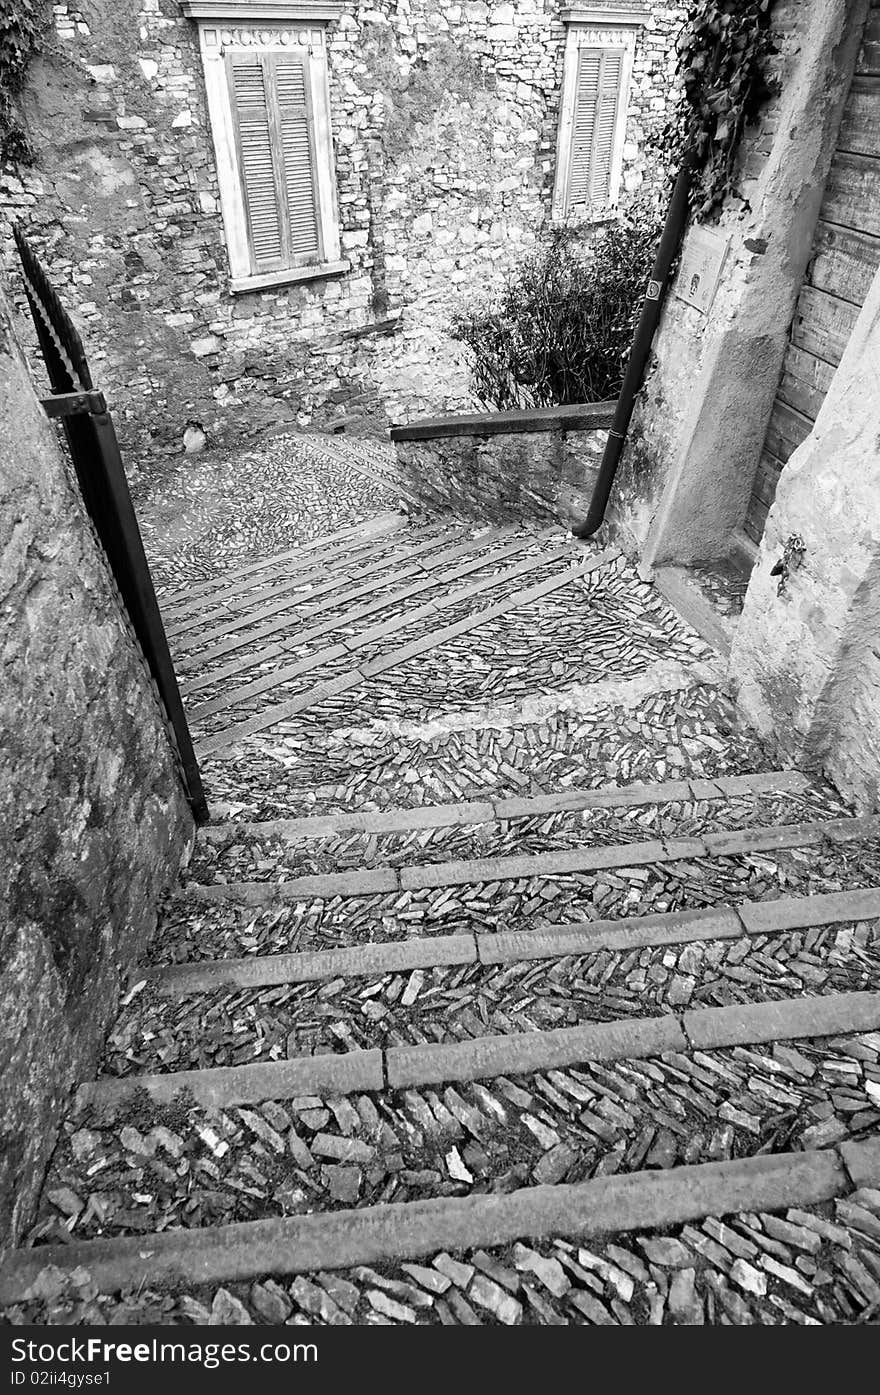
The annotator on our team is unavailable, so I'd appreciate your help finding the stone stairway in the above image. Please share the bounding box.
[3,512,880,1326]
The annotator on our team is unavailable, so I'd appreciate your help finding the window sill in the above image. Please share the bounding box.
[230,259,350,295]
[550,208,621,230]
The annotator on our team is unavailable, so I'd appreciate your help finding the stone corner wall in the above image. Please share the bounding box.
[610,0,863,566]
[393,409,611,526]
[0,289,193,1245]
[729,265,880,813]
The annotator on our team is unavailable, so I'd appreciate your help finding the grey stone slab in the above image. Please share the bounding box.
[714,770,808,796]
[492,779,695,820]
[149,935,478,994]
[701,821,828,856]
[684,990,880,1050]
[839,1136,880,1190]
[739,887,880,934]
[688,778,727,800]
[0,1147,846,1304]
[823,814,880,843]
[400,838,668,891]
[479,907,743,964]
[386,1014,687,1089]
[78,1049,385,1114]
[186,867,399,903]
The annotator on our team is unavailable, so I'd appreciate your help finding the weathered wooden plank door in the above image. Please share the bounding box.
[744,2,880,545]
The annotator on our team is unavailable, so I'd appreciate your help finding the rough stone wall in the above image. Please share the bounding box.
[609,0,868,565]
[729,263,880,813]
[394,419,609,525]
[0,0,685,469]
[0,287,193,1245]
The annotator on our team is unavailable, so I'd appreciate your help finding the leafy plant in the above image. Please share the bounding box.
[450,199,663,411]
[0,1,52,164]
[660,0,779,219]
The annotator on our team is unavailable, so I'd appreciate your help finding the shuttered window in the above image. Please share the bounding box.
[567,47,624,213]
[227,50,323,275]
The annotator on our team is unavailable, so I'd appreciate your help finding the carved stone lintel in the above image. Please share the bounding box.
[561,7,649,28]
[201,25,323,48]
[180,2,343,24]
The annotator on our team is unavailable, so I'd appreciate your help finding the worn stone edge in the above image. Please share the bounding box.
[2,1143,870,1303]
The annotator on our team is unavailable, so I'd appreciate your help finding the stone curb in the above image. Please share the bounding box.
[3,1142,874,1304]
[83,989,880,1108]
[183,816,879,902]
[198,769,809,844]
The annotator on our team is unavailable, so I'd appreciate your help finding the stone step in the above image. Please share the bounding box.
[193,549,621,756]
[161,511,408,619]
[27,1009,880,1256]
[182,814,880,906]
[190,782,849,890]
[187,538,588,722]
[144,889,880,995]
[171,520,523,658]
[31,1021,880,1247]
[113,908,880,1080]
[84,988,880,1109]
[5,1091,878,1305]
[179,527,547,691]
[195,677,768,824]
[18,1180,880,1324]
[199,769,810,844]
[167,521,458,643]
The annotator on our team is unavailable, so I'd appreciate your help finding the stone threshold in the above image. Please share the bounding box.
[145,887,880,995]
[2,1138,876,1303]
[78,988,880,1110]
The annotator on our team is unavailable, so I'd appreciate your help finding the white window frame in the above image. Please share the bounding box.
[552,8,647,224]
[182,3,347,293]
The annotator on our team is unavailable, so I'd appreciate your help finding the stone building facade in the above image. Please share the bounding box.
[0,0,685,461]
[607,0,880,813]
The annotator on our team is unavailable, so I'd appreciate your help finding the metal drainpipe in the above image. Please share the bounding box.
[572,153,696,539]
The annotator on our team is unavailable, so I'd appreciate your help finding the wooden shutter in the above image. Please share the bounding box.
[567,48,624,212]
[275,56,321,260]
[228,50,322,273]
[228,56,285,270]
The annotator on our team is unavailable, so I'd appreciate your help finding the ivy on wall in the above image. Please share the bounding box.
[0,0,52,164]
[662,0,779,220]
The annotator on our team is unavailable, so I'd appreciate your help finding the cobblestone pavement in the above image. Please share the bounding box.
[133,432,405,591]
[5,462,880,1326]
